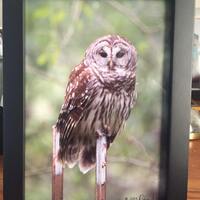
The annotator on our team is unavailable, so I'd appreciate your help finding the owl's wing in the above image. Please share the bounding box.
[56,63,95,144]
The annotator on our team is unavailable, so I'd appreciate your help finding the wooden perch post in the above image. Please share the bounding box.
[52,126,64,200]
[96,134,107,200]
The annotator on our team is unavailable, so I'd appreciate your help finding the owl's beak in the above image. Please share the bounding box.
[108,60,115,69]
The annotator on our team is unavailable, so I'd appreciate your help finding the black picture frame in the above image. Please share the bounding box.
[3,0,194,200]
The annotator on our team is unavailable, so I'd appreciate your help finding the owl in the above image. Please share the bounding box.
[55,35,137,174]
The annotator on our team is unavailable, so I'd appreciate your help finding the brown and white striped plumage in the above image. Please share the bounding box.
[56,35,137,173]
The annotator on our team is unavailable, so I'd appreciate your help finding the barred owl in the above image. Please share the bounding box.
[56,35,137,173]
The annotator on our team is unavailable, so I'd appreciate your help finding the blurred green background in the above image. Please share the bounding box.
[25,0,165,199]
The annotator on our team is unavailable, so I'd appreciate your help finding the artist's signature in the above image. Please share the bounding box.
[124,194,153,200]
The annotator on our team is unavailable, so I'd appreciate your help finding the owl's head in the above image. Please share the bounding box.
[84,35,137,73]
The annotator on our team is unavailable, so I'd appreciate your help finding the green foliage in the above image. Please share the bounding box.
[25,0,165,199]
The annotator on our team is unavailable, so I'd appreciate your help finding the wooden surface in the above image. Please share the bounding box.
[187,139,200,200]
[0,156,2,200]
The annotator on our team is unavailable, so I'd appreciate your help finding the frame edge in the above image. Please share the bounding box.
[168,0,194,199]
[3,0,24,199]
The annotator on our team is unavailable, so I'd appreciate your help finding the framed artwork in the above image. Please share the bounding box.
[3,0,194,200]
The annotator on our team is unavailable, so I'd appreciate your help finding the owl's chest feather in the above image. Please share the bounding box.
[79,87,132,137]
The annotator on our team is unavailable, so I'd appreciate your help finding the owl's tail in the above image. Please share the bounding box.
[78,144,96,174]
[58,136,96,174]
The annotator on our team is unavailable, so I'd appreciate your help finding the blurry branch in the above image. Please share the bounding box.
[27,64,66,86]
[25,167,51,177]
[126,136,152,162]
[54,0,82,68]
[108,174,158,193]
[96,15,115,32]
[107,1,160,34]
[108,156,158,173]
[25,155,158,177]
[61,0,82,49]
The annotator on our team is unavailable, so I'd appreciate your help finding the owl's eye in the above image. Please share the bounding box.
[116,51,125,58]
[99,50,107,58]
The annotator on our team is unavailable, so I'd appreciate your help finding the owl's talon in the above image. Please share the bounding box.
[96,130,106,138]
[102,162,107,168]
